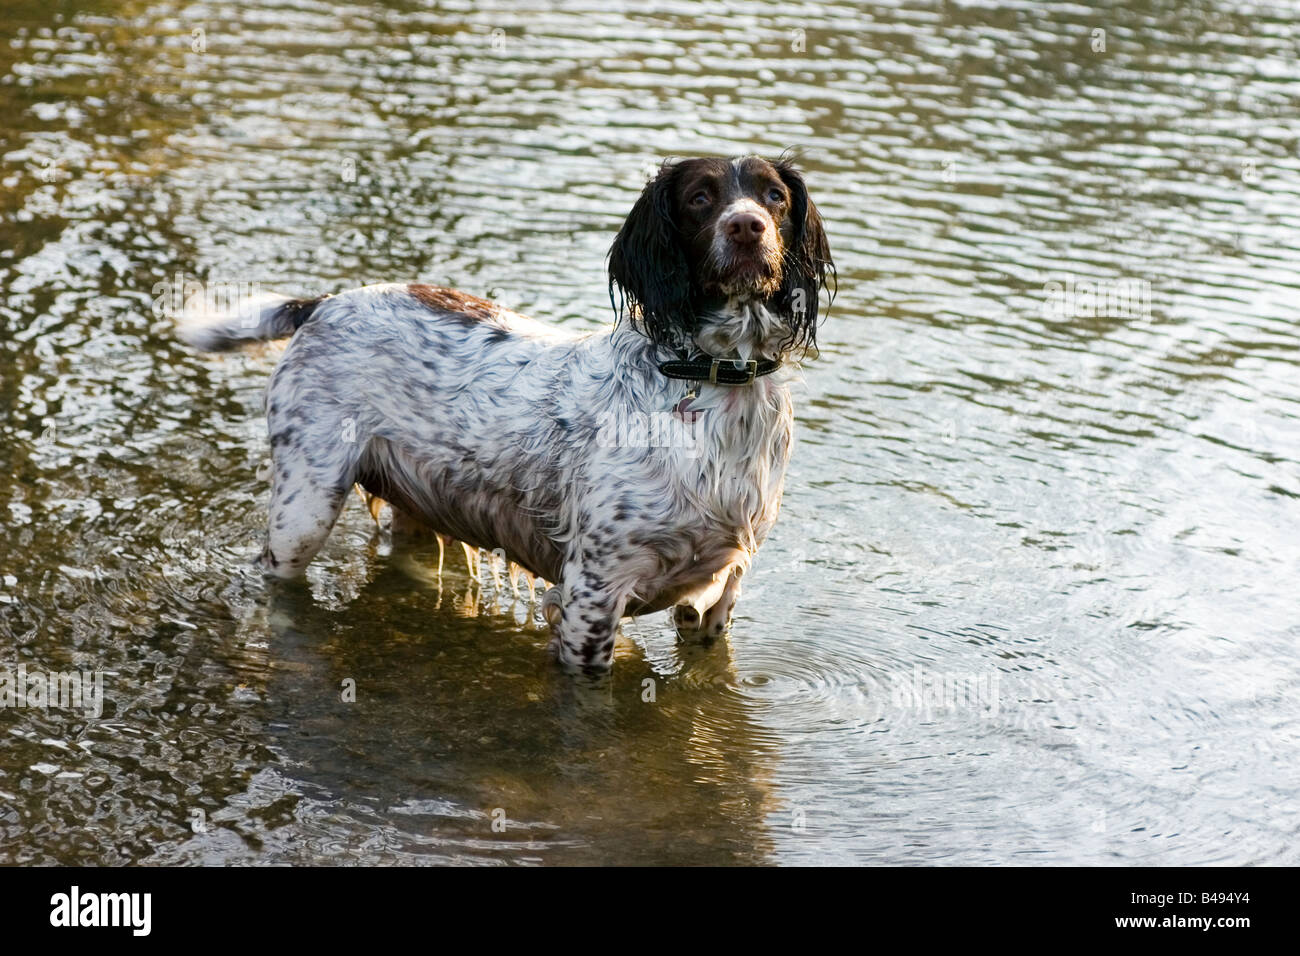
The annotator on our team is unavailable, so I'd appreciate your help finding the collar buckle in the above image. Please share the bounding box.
[709,358,758,385]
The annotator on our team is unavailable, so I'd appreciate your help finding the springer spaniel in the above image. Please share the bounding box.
[180,155,834,671]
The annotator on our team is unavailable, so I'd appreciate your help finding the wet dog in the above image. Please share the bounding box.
[180,155,834,670]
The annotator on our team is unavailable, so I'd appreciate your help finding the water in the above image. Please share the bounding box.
[2,0,1298,865]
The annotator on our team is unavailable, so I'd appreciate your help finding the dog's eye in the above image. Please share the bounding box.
[767,187,785,203]
[690,191,710,207]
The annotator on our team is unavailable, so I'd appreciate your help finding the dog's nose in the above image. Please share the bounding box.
[726,212,766,244]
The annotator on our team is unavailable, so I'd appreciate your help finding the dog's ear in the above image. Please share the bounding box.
[774,159,834,354]
[608,161,693,348]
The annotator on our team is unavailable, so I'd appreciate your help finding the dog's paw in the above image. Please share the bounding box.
[673,603,733,642]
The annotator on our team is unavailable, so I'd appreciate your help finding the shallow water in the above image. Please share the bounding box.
[2,0,1298,865]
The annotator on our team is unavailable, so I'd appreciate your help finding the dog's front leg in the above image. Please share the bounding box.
[673,564,744,641]
[546,552,629,672]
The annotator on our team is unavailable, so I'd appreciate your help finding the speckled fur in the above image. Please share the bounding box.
[179,155,834,671]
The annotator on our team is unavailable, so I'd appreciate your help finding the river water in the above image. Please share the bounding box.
[1,0,1297,864]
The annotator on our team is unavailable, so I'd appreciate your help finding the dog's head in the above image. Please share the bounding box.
[608,154,834,357]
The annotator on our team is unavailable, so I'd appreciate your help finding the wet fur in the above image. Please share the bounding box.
[179,155,834,671]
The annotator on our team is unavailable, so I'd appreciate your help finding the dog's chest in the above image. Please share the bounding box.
[677,378,793,544]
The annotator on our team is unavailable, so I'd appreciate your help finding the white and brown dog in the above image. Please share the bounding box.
[180,155,834,671]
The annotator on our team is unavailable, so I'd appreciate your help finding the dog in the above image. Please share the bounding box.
[179,154,834,671]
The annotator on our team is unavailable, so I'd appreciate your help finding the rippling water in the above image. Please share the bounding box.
[2,0,1298,865]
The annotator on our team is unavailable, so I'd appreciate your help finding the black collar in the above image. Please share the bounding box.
[658,354,782,386]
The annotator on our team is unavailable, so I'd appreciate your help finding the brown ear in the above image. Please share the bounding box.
[608,161,695,348]
[774,159,834,352]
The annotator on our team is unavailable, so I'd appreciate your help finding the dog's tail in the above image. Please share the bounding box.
[176,293,329,352]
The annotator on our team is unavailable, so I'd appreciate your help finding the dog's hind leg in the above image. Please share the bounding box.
[256,417,359,579]
[541,586,563,628]
[259,478,350,579]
